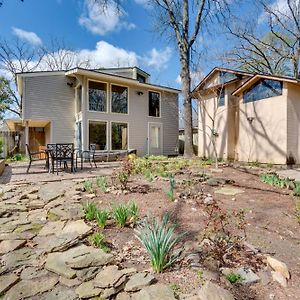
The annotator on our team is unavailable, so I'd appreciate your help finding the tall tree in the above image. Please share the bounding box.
[150,0,226,157]
[225,0,300,78]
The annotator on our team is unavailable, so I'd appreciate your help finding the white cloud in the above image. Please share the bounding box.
[78,41,138,67]
[79,0,135,35]
[259,0,292,23]
[143,47,172,70]
[12,27,42,45]
[134,0,151,8]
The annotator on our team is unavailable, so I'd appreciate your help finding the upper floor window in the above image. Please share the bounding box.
[149,91,160,117]
[111,85,128,114]
[219,71,239,84]
[89,81,107,112]
[218,88,225,107]
[243,79,283,103]
[137,73,146,83]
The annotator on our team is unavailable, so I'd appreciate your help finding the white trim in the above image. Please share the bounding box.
[148,90,162,118]
[87,79,109,114]
[110,83,130,115]
[148,122,163,155]
[87,119,109,150]
[110,121,129,151]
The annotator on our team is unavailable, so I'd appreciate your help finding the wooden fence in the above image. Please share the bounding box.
[0,130,25,158]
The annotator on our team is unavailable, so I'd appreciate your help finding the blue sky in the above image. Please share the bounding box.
[0,0,184,88]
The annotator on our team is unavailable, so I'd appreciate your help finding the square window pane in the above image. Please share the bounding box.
[89,121,107,150]
[149,92,160,117]
[111,85,128,114]
[111,123,128,150]
[89,81,107,112]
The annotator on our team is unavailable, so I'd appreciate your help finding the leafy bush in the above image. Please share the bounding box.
[112,204,129,227]
[96,176,108,193]
[89,232,110,253]
[95,209,109,228]
[83,202,98,221]
[114,159,134,190]
[225,273,243,284]
[135,214,184,273]
[83,180,94,193]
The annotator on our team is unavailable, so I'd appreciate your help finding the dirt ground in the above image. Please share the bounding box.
[82,164,300,300]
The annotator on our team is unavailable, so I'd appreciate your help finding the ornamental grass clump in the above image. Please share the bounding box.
[135,214,185,273]
[112,204,129,227]
[96,176,108,193]
[95,209,109,228]
[128,201,138,225]
[83,201,98,221]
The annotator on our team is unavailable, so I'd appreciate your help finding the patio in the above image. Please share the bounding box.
[0,160,121,185]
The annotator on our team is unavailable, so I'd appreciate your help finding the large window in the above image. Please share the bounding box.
[89,81,107,112]
[111,85,128,114]
[89,121,107,150]
[243,79,283,103]
[111,122,128,150]
[218,88,225,107]
[219,71,239,84]
[149,91,160,117]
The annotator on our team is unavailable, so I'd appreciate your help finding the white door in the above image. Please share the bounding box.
[148,123,163,155]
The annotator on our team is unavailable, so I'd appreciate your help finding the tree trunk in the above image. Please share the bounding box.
[180,51,194,158]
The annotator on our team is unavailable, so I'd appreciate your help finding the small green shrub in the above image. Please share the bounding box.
[296,200,300,223]
[112,204,129,227]
[95,209,109,228]
[83,202,98,221]
[166,173,175,201]
[89,232,110,253]
[225,273,243,284]
[135,214,185,273]
[83,180,94,193]
[128,201,138,225]
[143,168,155,182]
[294,181,300,197]
[96,176,108,192]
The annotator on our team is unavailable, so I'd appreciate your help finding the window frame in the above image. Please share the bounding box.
[87,79,108,113]
[148,90,161,118]
[148,122,163,155]
[243,79,283,103]
[218,88,225,107]
[110,121,129,151]
[88,119,108,151]
[110,83,129,115]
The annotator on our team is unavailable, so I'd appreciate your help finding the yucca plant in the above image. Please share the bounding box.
[112,204,129,227]
[166,173,175,201]
[95,209,109,228]
[96,176,108,193]
[135,214,185,273]
[83,202,98,221]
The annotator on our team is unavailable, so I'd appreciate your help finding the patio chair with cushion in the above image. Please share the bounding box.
[26,144,46,173]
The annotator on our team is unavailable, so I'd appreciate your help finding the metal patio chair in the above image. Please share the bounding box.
[26,144,46,173]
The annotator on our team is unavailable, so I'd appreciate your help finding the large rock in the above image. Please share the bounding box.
[3,276,58,300]
[38,221,66,236]
[76,266,102,282]
[20,267,48,280]
[75,280,103,299]
[125,272,155,292]
[38,181,72,203]
[40,286,78,300]
[267,256,290,279]
[214,187,244,196]
[0,239,26,254]
[116,292,132,300]
[197,281,234,300]
[61,220,92,237]
[132,284,176,300]
[235,267,260,285]
[94,265,126,288]
[65,246,113,269]
[0,273,19,294]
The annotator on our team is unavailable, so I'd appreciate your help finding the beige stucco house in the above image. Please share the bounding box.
[193,67,300,165]
[11,67,179,156]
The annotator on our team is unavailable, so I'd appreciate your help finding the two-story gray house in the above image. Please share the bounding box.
[13,67,179,156]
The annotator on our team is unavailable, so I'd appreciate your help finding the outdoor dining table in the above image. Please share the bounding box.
[46,143,75,174]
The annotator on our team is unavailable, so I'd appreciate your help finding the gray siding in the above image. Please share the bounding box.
[23,74,178,156]
[23,74,75,143]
